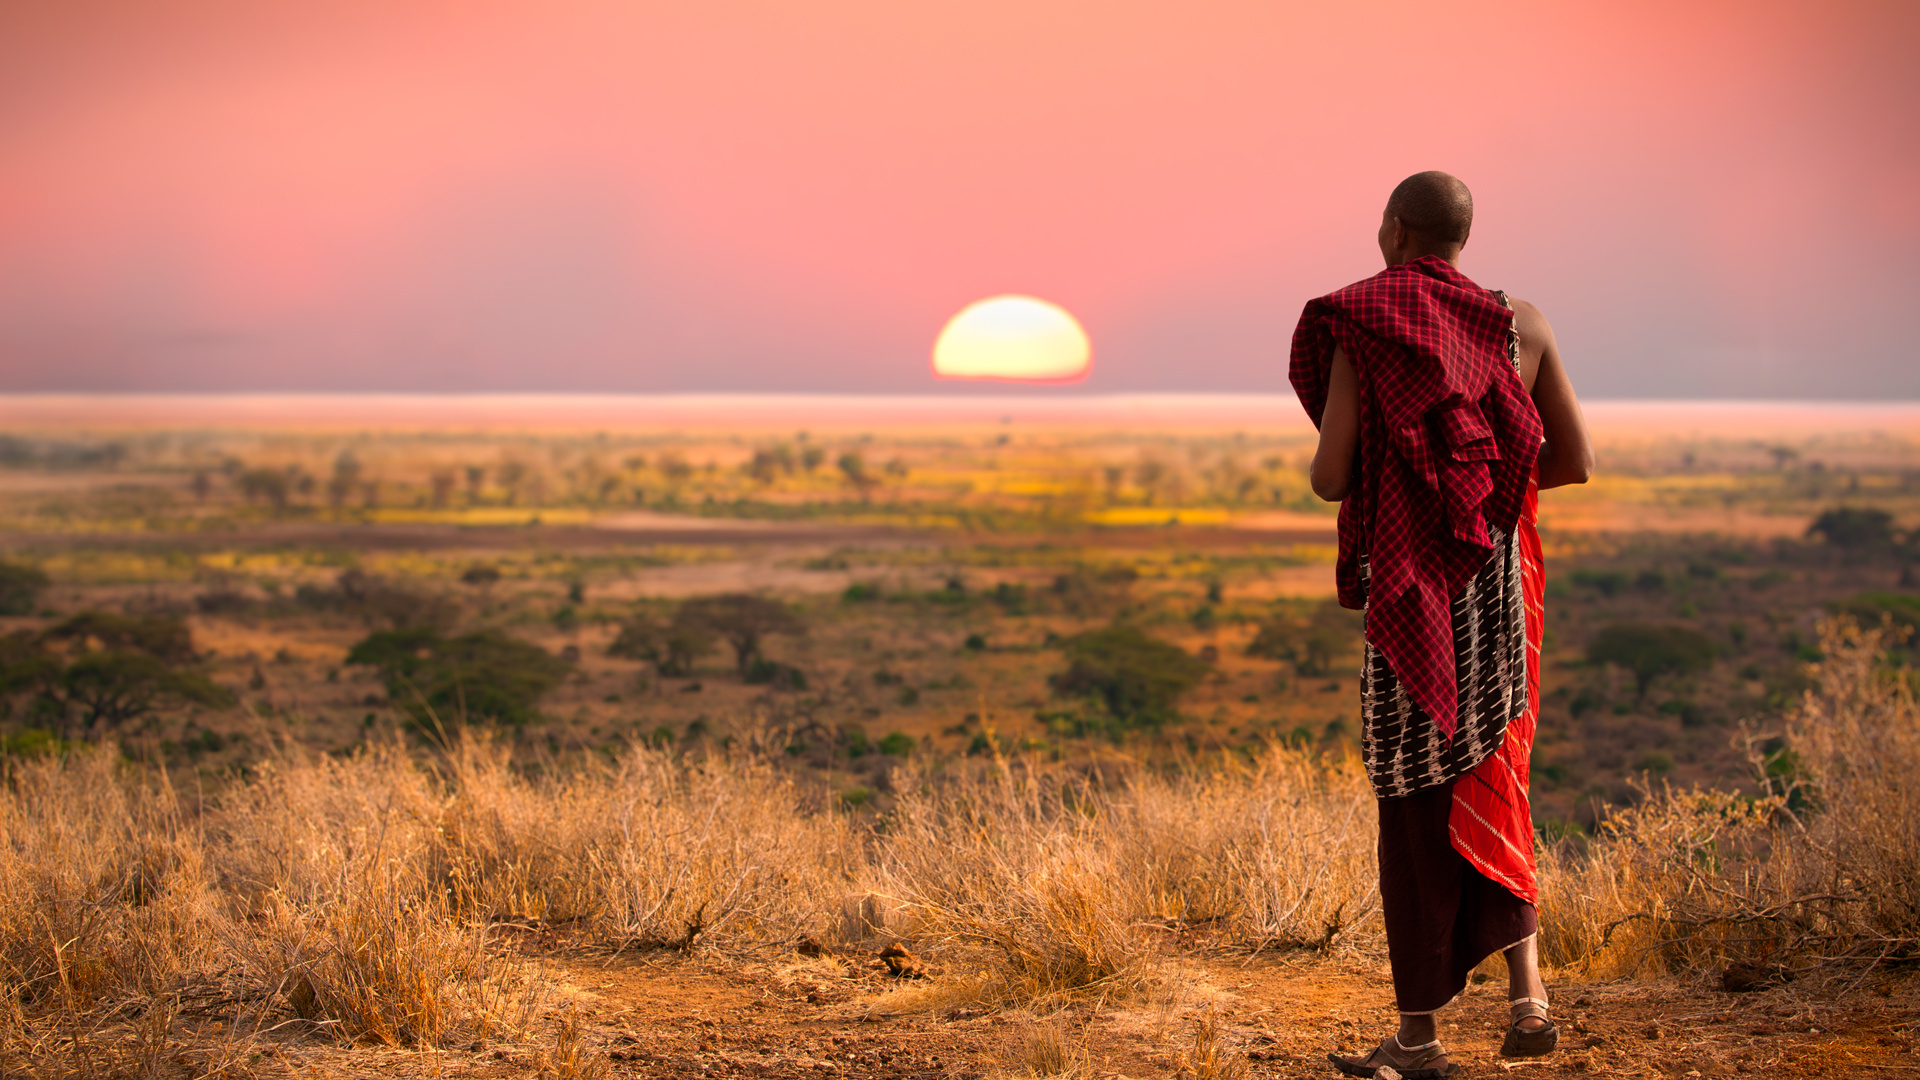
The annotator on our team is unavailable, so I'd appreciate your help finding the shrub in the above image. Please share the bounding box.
[1246,600,1363,677]
[346,629,571,726]
[1049,625,1210,729]
[1831,591,1920,635]
[296,569,459,631]
[1587,622,1716,697]
[674,594,802,673]
[743,657,807,690]
[1046,567,1136,616]
[0,561,49,615]
[458,564,502,587]
[1538,620,1920,979]
[607,617,715,676]
[989,582,1029,612]
[877,732,916,757]
[1570,569,1628,597]
[1808,506,1896,549]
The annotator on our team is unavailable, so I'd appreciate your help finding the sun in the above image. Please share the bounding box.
[931,295,1091,383]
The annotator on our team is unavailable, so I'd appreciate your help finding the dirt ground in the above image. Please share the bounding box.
[258,948,1920,1079]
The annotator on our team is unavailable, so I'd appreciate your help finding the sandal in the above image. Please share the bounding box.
[1500,996,1560,1057]
[1328,1034,1459,1079]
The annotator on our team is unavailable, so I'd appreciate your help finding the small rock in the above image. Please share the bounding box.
[1375,1067,1402,1080]
[880,941,923,978]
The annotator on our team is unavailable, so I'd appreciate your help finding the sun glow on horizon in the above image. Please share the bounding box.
[931,295,1091,383]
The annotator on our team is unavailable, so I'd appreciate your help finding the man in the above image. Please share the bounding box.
[1292,171,1593,1079]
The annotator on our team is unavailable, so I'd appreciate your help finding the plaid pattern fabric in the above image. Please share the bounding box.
[1290,257,1543,737]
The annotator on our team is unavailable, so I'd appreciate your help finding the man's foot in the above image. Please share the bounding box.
[1328,1035,1459,1079]
[1499,997,1559,1057]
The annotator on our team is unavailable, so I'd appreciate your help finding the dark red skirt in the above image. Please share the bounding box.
[1378,781,1538,1013]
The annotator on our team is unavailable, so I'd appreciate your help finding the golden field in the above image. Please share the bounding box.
[2,396,1919,1078]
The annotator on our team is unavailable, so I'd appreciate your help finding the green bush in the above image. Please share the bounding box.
[743,657,806,690]
[1831,592,1920,634]
[877,731,916,757]
[1246,601,1363,677]
[0,561,50,616]
[1808,506,1897,549]
[841,726,871,757]
[346,628,570,726]
[608,617,715,676]
[1571,569,1628,597]
[1588,622,1717,697]
[1049,624,1210,729]
[0,728,72,757]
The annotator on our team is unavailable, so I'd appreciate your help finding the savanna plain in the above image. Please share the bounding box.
[2,399,1919,1079]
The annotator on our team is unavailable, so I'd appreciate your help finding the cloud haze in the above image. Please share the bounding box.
[1,1,1915,397]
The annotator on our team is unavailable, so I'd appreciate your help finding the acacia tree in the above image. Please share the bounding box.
[608,617,716,676]
[347,628,570,726]
[674,594,802,673]
[837,453,877,498]
[0,613,234,739]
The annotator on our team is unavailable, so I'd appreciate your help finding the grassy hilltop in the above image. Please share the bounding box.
[2,412,1919,1075]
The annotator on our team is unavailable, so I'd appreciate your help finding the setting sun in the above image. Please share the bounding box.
[931,295,1091,383]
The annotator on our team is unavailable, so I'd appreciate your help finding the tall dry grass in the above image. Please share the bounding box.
[0,737,859,1072]
[1536,619,1920,978]
[1,620,1913,1070]
[870,744,1376,1006]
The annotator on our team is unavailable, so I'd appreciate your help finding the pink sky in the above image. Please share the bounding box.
[1,1,1915,397]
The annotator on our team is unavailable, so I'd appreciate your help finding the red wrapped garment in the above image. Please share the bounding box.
[1447,480,1543,905]
[1291,256,1543,738]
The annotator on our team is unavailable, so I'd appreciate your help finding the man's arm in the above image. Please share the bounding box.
[1513,300,1593,490]
[1311,346,1360,501]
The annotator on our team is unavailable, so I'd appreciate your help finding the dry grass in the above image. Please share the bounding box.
[1536,619,1920,979]
[2,620,1915,1070]
[995,1017,1085,1078]
[1172,1006,1251,1080]
[869,743,1376,1009]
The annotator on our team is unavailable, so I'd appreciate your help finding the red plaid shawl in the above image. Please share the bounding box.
[1291,256,1542,738]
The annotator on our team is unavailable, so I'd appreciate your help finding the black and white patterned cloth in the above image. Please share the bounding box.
[1356,293,1530,800]
[1358,526,1527,798]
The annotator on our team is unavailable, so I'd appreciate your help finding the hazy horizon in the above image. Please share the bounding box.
[6,392,1919,438]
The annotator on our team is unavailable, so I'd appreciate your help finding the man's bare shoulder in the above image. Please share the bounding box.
[1506,296,1551,333]
[1505,296,1558,355]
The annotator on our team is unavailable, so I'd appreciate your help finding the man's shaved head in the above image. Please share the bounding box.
[1385,171,1473,247]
